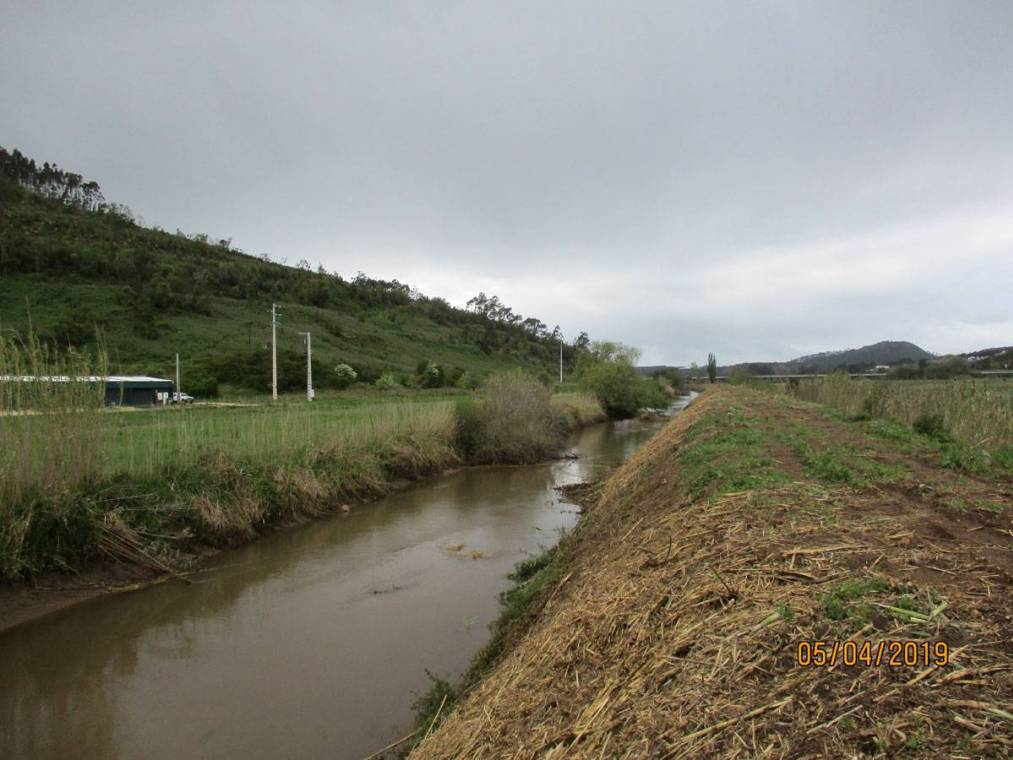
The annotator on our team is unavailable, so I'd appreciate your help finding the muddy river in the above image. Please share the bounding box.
[0,396,693,759]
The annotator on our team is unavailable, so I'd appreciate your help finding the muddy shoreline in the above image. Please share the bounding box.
[0,561,162,633]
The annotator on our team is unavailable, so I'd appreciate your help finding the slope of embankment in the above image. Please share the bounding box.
[411,386,1012,758]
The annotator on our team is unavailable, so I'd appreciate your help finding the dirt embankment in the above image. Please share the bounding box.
[411,386,1012,758]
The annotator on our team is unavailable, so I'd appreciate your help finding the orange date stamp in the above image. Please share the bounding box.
[796,640,949,668]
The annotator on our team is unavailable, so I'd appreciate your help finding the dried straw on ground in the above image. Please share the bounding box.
[411,388,1012,759]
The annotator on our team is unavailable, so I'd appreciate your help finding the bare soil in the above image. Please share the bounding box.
[0,561,162,633]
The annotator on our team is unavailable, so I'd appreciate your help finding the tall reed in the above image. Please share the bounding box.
[0,332,108,576]
[790,374,1012,449]
[97,399,458,478]
[0,332,108,504]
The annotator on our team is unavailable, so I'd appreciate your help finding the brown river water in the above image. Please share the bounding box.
[0,396,693,760]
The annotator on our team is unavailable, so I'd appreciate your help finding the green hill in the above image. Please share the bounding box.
[0,148,578,395]
[791,340,933,371]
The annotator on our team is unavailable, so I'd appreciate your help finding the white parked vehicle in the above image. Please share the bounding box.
[172,392,194,404]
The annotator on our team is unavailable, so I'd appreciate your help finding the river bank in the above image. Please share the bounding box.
[0,382,606,632]
[410,386,1012,758]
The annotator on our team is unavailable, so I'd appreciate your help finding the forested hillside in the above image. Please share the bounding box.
[0,148,583,395]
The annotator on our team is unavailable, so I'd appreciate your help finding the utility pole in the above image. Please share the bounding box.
[559,338,564,384]
[271,303,278,401]
[298,331,314,401]
[175,352,181,403]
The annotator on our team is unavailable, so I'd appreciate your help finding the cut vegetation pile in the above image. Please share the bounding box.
[411,386,1011,758]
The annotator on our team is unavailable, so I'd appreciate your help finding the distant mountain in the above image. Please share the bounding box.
[790,341,933,371]
[637,341,937,377]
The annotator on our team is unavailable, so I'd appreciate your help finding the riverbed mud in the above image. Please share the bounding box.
[411,386,1012,758]
[0,561,162,633]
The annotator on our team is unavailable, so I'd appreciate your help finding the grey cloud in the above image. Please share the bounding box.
[2,0,1010,364]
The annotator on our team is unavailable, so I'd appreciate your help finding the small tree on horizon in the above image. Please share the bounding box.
[707,353,717,384]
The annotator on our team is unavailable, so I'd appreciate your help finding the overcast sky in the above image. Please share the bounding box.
[3,1,1011,364]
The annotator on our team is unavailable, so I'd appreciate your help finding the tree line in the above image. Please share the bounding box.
[0,146,132,215]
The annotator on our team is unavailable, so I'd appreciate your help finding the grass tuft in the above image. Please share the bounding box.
[823,576,891,621]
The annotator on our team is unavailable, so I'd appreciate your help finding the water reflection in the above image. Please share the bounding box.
[0,403,689,760]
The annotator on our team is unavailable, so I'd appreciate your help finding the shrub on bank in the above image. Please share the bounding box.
[913,413,950,442]
[454,373,569,464]
[417,362,444,388]
[575,341,670,419]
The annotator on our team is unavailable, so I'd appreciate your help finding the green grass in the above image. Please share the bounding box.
[790,375,1012,477]
[941,495,1006,513]
[823,577,891,621]
[786,436,908,487]
[865,418,914,442]
[661,394,916,501]
[861,414,1010,476]
[412,670,459,745]
[675,407,792,498]
[777,602,795,623]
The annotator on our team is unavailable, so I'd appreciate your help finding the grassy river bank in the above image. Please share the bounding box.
[0,375,605,629]
[408,385,1011,758]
